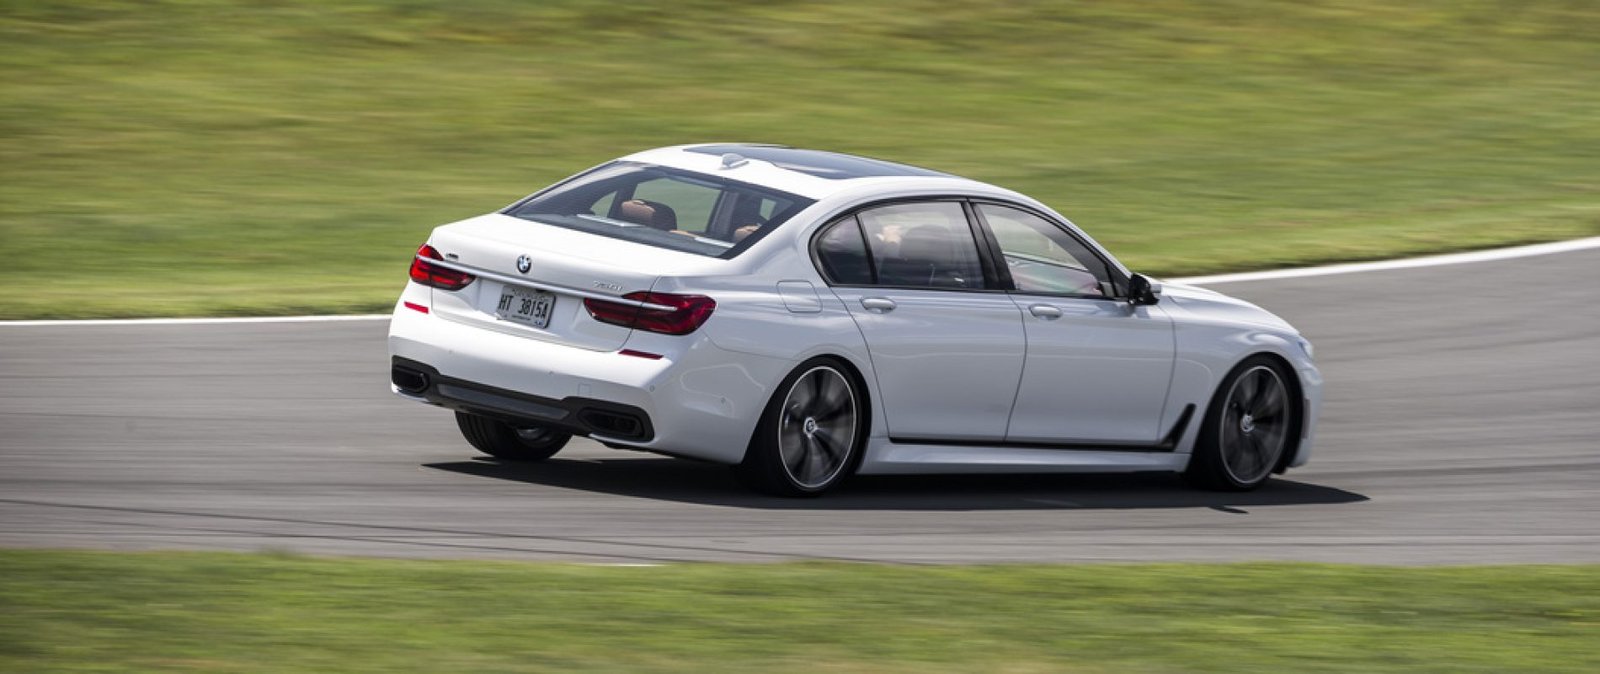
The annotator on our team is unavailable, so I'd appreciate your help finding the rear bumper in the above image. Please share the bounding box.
[387,297,787,464]
[391,357,654,442]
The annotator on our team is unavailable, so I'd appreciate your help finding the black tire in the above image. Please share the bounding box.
[455,411,571,462]
[735,357,866,497]
[1184,355,1299,491]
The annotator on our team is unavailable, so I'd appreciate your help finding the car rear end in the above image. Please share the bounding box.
[392,212,681,435]
[387,158,820,463]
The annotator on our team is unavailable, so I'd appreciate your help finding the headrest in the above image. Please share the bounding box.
[898,225,957,263]
[618,199,679,231]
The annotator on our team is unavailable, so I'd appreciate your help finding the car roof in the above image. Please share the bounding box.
[617,144,1005,201]
[681,144,950,180]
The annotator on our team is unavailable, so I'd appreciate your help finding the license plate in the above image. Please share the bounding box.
[494,285,556,329]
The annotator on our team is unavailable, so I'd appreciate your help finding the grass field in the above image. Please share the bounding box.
[2,1,1597,318]
[1,551,1597,673]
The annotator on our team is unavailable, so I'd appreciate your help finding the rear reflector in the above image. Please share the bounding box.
[618,349,663,360]
[409,244,475,291]
[583,292,716,336]
[403,301,429,314]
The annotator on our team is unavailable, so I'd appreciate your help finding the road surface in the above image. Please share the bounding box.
[2,247,1596,563]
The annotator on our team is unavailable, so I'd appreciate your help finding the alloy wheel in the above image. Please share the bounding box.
[777,365,858,490]
[1218,365,1290,484]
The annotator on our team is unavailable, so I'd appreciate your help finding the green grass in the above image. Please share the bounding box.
[2,1,1598,318]
[1,551,1597,673]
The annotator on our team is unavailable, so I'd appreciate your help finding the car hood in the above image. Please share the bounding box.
[1157,281,1298,334]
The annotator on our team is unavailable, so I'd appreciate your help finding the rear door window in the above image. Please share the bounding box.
[857,202,988,290]
[815,216,874,285]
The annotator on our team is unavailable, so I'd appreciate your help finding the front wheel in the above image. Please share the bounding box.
[736,359,865,497]
[1184,356,1298,491]
[455,412,571,462]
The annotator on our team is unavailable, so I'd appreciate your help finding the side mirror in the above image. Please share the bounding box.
[1128,273,1163,306]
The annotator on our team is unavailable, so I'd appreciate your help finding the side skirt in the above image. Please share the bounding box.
[886,404,1196,453]
[857,405,1196,476]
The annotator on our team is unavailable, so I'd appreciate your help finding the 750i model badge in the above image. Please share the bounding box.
[593,281,622,292]
[515,255,532,274]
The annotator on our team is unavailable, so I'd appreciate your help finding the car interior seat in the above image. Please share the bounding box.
[884,224,971,288]
[618,199,679,231]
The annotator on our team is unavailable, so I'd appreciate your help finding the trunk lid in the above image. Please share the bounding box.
[424,213,696,352]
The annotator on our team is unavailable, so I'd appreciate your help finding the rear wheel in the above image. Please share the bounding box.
[455,412,571,462]
[1184,356,1297,491]
[736,358,864,497]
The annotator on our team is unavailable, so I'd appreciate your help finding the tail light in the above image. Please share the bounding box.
[583,292,716,336]
[408,244,474,291]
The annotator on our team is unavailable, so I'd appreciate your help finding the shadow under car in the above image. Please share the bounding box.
[424,456,1368,512]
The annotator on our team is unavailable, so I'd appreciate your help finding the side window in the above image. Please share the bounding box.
[815,217,874,285]
[857,202,987,289]
[630,177,721,233]
[587,192,616,218]
[722,193,776,243]
[979,204,1112,297]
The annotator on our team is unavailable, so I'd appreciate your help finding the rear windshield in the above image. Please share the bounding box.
[503,162,815,259]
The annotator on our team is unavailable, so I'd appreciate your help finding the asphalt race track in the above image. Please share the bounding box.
[2,248,1597,564]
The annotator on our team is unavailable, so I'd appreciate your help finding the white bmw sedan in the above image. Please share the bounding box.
[389,144,1321,496]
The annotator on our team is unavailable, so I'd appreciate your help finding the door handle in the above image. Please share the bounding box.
[1028,304,1063,320]
[860,297,897,313]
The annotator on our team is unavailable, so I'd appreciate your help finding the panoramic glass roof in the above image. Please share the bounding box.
[686,144,950,180]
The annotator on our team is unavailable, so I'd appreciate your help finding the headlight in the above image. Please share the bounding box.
[1296,337,1315,359]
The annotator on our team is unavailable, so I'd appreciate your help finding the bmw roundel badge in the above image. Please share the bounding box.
[516,254,532,274]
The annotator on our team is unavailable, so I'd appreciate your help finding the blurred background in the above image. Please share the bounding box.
[2,0,1596,318]
[4,5,1600,671]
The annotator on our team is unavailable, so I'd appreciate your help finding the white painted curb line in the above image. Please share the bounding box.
[0,314,391,327]
[4,236,1598,327]
[1167,236,1600,286]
